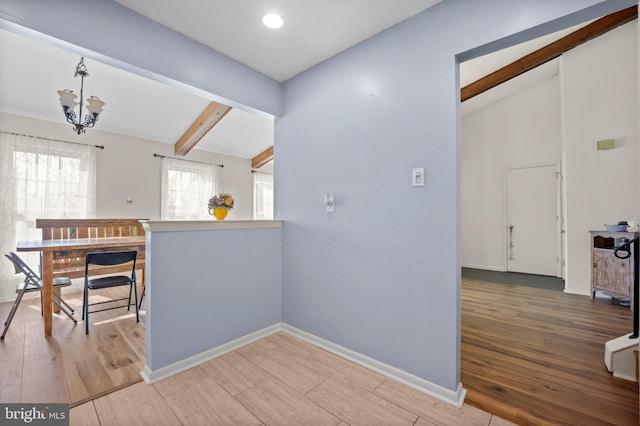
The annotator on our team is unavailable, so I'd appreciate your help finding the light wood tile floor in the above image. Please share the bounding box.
[70,331,512,426]
[0,286,146,406]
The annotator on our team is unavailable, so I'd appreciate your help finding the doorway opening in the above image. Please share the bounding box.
[457,10,639,424]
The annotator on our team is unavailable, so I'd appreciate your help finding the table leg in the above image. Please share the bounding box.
[42,251,53,336]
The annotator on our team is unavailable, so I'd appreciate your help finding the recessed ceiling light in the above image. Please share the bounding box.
[262,12,284,29]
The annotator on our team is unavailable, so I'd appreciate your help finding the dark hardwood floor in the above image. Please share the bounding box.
[462,277,639,426]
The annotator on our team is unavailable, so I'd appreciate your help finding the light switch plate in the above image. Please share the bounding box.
[412,168,425,187]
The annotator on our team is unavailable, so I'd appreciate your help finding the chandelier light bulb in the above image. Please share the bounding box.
[86,96,106,116]
[57,90,78,110]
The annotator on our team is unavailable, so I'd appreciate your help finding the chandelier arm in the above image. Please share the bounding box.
[64,111,77,125]
[80,115,97,129]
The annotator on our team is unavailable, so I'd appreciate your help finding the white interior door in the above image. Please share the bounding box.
[506,165,560,276]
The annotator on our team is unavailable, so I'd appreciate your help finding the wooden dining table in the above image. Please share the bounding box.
[17,236,146,336]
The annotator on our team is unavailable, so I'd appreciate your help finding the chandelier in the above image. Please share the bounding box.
[57,57,105,134]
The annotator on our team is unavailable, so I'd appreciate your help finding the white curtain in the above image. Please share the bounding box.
[161,157,216,220]
[253,172,274,220]
[0,132,96,300]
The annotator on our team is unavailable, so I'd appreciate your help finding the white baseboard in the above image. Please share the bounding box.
[140,323,282,384]
[564,287,590,296]
[281,324,466,408]
[460,263,505,272]
[140,322,466,409]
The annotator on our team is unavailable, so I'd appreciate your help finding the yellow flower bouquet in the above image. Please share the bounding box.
[208,192,235,210]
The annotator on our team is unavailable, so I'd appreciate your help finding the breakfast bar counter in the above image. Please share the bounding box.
[141,219,282,233]
[140,219,282,383]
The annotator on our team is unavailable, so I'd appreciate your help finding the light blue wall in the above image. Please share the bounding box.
[145,227,281,370]
[1,0,634,393]
[276,0,632,391]
[0,0,282,117]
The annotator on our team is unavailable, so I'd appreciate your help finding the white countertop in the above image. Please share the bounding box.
[141,220,282,233]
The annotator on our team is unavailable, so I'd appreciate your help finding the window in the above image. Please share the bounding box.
[253,172,273,220]
[0,132,96,298]
[161,158,216,220]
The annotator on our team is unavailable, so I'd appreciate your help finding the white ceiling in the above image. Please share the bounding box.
[0,1,592,159]
[0,0,442,159]
[113,0,443,83]
[0,27,275,159]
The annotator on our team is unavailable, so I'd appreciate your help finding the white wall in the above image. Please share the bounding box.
[461,75,563,271]
[460,21,638,296]
[563,21,639,295]
[0,112,254,220]
[0,112,255,302]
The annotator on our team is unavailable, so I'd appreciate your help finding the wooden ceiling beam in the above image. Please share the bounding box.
[175,101,232,155]
[461,6,638,102]
[252,146,274,168]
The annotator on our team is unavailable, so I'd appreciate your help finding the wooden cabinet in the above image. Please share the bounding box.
[590,231,638,305]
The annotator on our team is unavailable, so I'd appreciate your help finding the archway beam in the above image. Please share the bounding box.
[252,146,274,168]
[461,6,638,102]
[175,101,232,155]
